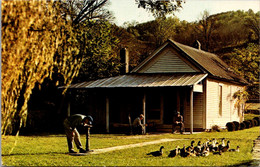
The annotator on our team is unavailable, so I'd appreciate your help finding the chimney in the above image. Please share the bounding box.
[120,48,129,74]
[193,40,201,50]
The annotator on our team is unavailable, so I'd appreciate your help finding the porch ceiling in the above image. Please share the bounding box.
[61,73,208,89]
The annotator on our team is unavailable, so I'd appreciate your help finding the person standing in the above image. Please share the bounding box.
[133,114,145,135]
[63,114,93,153]
[172,111,184,134]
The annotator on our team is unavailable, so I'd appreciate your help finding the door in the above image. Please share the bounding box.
[164,91,177,124]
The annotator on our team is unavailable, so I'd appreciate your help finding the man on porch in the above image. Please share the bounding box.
[172,111,185,134]
[133,114,145,135]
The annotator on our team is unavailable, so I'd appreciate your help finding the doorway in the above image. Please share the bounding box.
[164,91,177,124]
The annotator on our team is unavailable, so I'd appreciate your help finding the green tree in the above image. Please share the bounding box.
[194,10,219,51]
[54,0,120,82]
[136,0,184,18]
[223,43,259,82]
[74,21,120,82]
[112,22,149,69]
[122,17,180,66]
[174,21,198,45]
[143,17,180,47]
[221,43,259,99]
[1,0,79,135]
[244,9,260,42]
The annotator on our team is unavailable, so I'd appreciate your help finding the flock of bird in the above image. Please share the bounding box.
[147,138,240,157]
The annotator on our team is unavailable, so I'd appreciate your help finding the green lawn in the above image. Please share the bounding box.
[244,113,259,121]
[2,127,259,166]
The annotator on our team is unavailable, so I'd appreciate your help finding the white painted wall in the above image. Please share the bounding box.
[206,78,244,129]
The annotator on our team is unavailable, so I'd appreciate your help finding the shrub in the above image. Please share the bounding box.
[243,120,251,128]
[252,119,258,126]
[226,122,235,131]
[232,121,240,131]
[239,122,246,130]
[211,125,221,132]
[250,120,255,127]
[253,117,260,126]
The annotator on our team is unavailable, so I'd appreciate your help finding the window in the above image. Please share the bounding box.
[219,85,223,116]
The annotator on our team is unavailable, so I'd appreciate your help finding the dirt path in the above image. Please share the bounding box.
[251,136,260,166]
[90,138,184,154]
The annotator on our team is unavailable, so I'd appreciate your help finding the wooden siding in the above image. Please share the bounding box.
[184,92,204,129]
[205,78,244,129]
[138,47,198,73]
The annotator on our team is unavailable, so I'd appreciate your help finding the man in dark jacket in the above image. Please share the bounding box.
[63,114,93,153]
[172,111,184,134]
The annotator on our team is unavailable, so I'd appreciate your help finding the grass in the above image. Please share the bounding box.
[1,127,259,166]
[244,113,259,121]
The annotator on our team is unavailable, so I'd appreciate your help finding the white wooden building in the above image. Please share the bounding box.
[64,39,248,133]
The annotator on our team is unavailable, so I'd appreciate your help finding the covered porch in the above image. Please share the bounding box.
[64,73,207,134]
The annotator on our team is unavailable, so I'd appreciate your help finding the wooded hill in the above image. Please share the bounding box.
[111,9,259,100]
[115,10,259,70]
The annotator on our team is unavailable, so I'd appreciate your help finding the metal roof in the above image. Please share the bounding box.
[63,73,208,89]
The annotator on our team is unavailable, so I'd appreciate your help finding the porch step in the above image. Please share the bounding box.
[155,124,172,132]
[154,124,204,133]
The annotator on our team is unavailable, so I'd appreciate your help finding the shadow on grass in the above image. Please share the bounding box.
[2,152,67,156]
[229,160,260,167]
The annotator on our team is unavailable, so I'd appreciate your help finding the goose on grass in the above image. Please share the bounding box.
[221,140,230,152]
[168,146,179,158]
[186,140,195,152]
[194,141,201,154]
[229,146,240,152]
[218,138,226,151]
[147,146,164,157]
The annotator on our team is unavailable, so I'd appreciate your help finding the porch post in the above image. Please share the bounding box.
[106,96,109,133]
[67,101,71,117]
[190,86,194,134]
[143,93,146,134]
[176,89,180,112]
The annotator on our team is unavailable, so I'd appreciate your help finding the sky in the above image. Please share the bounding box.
[108,0,260,26]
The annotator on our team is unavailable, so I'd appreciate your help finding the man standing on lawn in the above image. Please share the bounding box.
[63,114,93,153]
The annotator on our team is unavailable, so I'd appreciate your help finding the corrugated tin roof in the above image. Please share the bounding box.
[63,73,208,89]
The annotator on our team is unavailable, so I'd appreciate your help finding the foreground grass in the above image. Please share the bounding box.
[2,127,259,166]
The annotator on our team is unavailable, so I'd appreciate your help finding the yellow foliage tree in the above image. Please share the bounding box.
[1,0,82,135]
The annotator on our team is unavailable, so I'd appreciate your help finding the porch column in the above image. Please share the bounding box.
[67,101,71,117]
[190,86,194,134]
[176,89,180,112]
[106,96,109,133]
[143,93,146,134]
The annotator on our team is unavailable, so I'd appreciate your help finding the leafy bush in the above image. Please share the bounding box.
[239,122,246,130]
[253,117,260,126]
[226,122,235,131]
[249,120,255,127]
[243,121,252,129]
[211,125,221,132]
[252,119,258,126]
[232,121,240,131]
